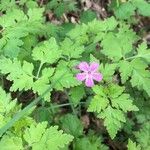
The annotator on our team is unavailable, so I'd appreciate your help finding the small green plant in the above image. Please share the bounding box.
[0,0,150,149]
[110,0,150,20]
[46,0,77,18]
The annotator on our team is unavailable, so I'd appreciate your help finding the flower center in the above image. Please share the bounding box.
[88,71,92,74]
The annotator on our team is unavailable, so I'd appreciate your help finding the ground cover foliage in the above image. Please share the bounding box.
[0,0,150,149]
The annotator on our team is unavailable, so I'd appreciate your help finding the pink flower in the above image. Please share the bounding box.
[76,62,103,87]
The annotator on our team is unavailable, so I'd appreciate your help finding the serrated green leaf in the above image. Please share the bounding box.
[136,42,150,63]
[32,37,61,64]
[0,87,17,115]
[88,17,118,35]
[101,32,123,60]
[0,0,16,11]
[80,10,97,23]
[0,9,27,28]
[127,139,141,150]
[112,94,139,112]
[61,38,84,59]
[61,114,83,137]
[69,86,85,106]
[24,122,47,146]
[8,61,34,91]
[74,135,108,150]
[32,68,55,101]
[101,23,137,61]
[0,135,23,150]
[2,39,24,58]
[0,58,34,91]
[100,63,116,81]
[88,84,138,139]
[67,24,89,45]
[119,60,132,83]
[132,0,150,16]
[0,7,44,58]
[135,122,150,150]
[24,122,74,150]
[92,85,106,97]
[117,24,138,55]
[99,106,126,139]
[108,84,125,98]
[27,8,44,21]
[114,2,135,19]
[88,95,109,113]
[51,61,80,90]
[130,59,150,96]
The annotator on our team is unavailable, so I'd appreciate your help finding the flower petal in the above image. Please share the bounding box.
[78,62,89,72]
[89,62,99,72]
[92,73,103,82]
[85,76,94,87]
[76,73,86,81]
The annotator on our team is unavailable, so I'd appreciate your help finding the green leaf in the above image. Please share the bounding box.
[132,0,150,16]
[100,63,116,81]
[0,87,21,130]
[117,24,138,56]
[60,38,84,59]
[0,87,17,115]
[88,85,109,113]
[101,24,137,61]
[90,54,99,63]
[27,8,44,21]
[32,68,55,101]
[114,2,136,19]
[24,122,74,150]
[24,122,47,146]
[88,17,118,33]
[0,135,23,150]
[135,122,150,150]
[10,61,34,91]
[13,117,35,136]
[2,39,24,58]
[88,84,138,139]
[101,32,123,60]
[119,57,150,96]
[80,10,97,23]
[60,114,83,137]
[0,57,56,100]
[67,24,89,45]
[108,84,125,98]
[88,95,109,113]
[130,59,150,96]
[112,94,139,112]
[0,58,34,91]
[26,0,39,9]
[32,37,61,64]
[136,42,150,63]
[33,107,53,123]
[69,86,85,107]
[51,61,80,90]
[0,8,44,58]
[99,106,126,139]
[48,0,77,17]
[0,9,27,28]
[0,0,16,11]
[52,69,79,90]
[74,135,108,150]
[127,139,141,150]
[119,60,132,83]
